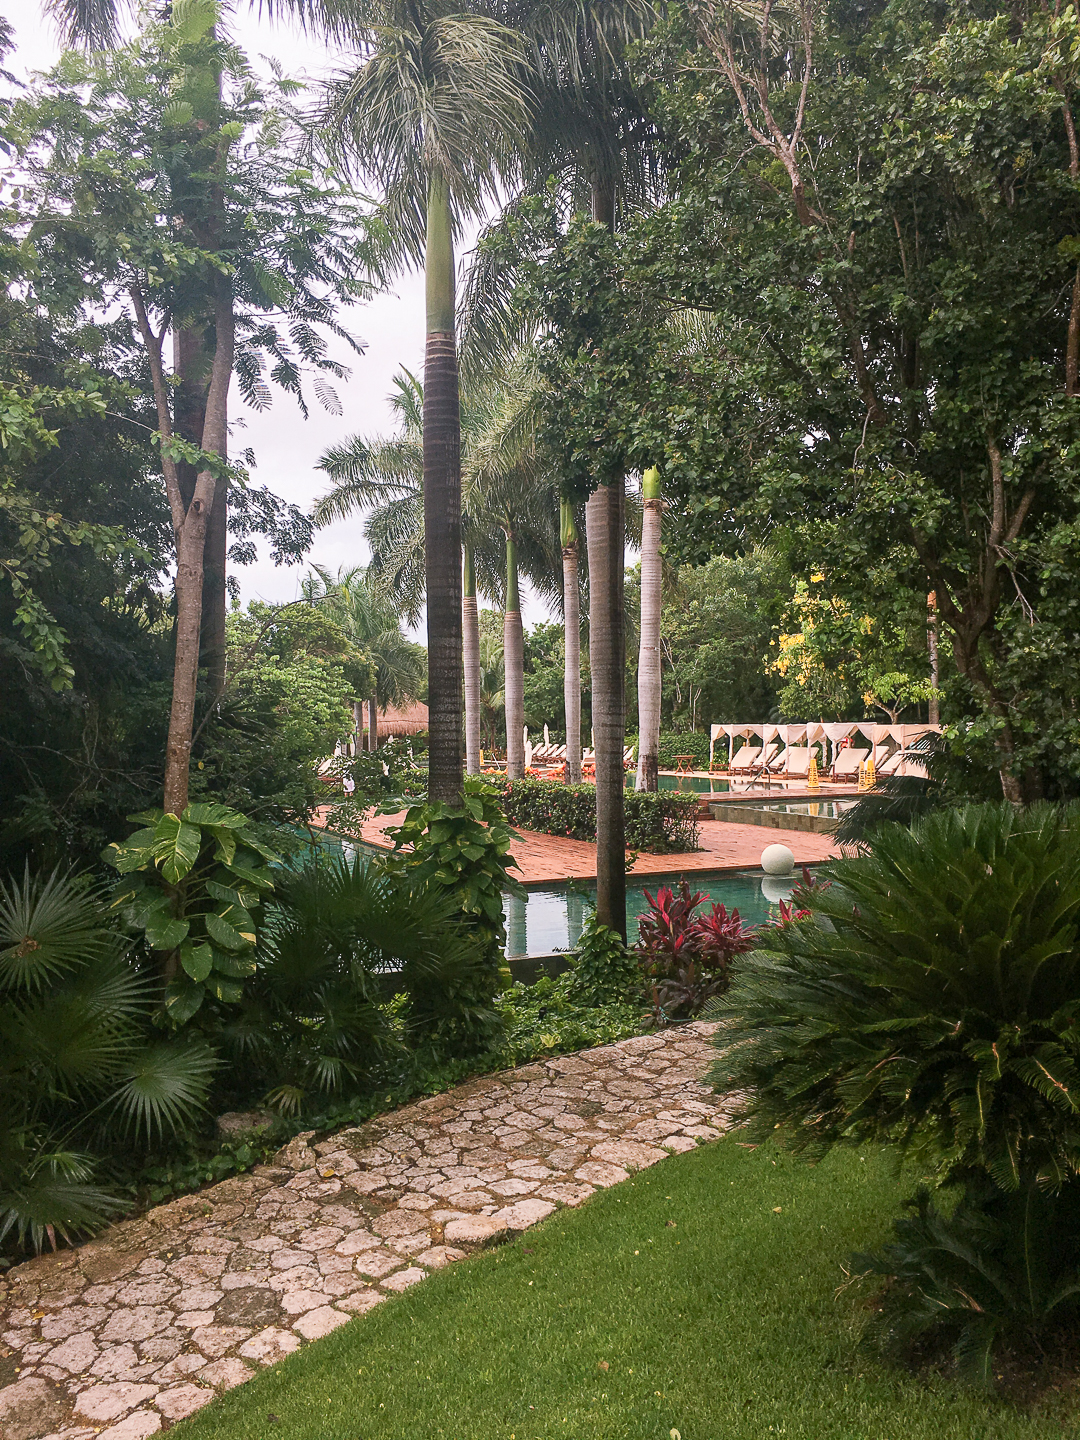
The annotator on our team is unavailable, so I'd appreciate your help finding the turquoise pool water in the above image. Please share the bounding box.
[505,869,802,958]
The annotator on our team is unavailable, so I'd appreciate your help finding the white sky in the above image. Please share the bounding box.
[7,3,552,635]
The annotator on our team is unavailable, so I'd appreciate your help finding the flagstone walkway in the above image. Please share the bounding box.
[0,1023,729,1440]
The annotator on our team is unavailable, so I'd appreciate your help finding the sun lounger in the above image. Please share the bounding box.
[831,746,871,781]
[728,746,762,774]
[781,747,811,778]
[875,748,904,777]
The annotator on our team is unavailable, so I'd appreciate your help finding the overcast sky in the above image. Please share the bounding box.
[8,4,553,635]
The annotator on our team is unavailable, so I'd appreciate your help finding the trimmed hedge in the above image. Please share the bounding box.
[657,732,712,769]
[499,778,700,853]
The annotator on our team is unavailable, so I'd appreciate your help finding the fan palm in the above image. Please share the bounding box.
[304,562,424,751]
[0,867,214,1251]
[312,0,532,805]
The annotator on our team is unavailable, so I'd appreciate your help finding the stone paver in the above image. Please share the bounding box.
[350,811,839,883]
[0,1023,727,1437]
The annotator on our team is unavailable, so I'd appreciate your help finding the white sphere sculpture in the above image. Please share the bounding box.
[761,842,795,876]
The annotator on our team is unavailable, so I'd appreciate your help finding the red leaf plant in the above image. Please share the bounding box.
[636,878,756,1021]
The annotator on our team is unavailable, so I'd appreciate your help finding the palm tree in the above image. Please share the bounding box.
[315,2,531,804]
[510,0,662,937]
[635,464,662,790]
[304,563,424,751]
[313,368,560,776]
[561,497,583,782]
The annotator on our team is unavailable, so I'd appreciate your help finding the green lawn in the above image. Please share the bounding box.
[175,1141,1075,1440]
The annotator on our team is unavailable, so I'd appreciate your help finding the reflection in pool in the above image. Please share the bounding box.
[505,869,803,958]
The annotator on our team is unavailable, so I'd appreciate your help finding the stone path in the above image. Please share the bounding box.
[0,1023,729,1440]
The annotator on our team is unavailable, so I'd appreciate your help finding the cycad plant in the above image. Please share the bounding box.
[0,868,214,1252]
[710,802,1080,1378]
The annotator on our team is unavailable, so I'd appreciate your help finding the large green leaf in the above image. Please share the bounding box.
[210,947,257,978]
[143,913,189,951]
[182,802,248,829]
[206,974,244,1003]
[205,911,252,951]
[154,815,203,884]
[164,975,204,1024]
[180,942,213,982]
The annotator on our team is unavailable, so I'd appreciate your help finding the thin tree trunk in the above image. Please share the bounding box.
[162,286,234,816]
[927,590,940,725]
[636,465,662,791]
[423,172,463,805]
[504,530,525,779]
[368,696,378,753]
[561,498,582,784]
[463,544,481,775]
[587,481,627,940]
[353,699,363,752]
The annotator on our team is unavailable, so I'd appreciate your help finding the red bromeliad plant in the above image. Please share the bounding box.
[636,879,756,1019]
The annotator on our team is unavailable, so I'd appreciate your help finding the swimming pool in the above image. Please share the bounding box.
[504,869,804,958]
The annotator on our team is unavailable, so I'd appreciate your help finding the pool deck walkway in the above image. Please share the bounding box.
[346,810,841,886]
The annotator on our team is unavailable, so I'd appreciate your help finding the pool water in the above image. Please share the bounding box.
[505,869,803,958]
[655,774,730,793]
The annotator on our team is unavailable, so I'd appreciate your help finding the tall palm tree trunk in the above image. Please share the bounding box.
[504,529,525,778]
[586,480,627,939]
[368,697,378,752]
[463,543,481,774]
[561,497,582,784]
[353,699,363,752]
[423,173,464,804]
[587,177,627,938]
[636,465,662,791]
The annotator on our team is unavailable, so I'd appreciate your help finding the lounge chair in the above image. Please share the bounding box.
[728,746,762,774]
[875,748,904,777]
[832,746,871,781]
[782,747,811,779]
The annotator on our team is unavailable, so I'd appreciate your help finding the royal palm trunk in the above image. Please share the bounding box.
[586,480,627,939]
[503,529,525,778]
[635,465,662,791]
[561,498,582,784]
[423,173,464,804]
[587,178,627,938]
[463,543,481,775]
[368,696,378,753]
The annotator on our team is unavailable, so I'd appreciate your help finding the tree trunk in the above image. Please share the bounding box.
[586,481,627,940]
[173,323,227,697]
[368,696,378,753]
[463,544,481,775]
[927,590,940,725]
[635,465,662,791]
[561,498,582,784]
[587,177,627,939]
[423,172,464,805]
[353,699,363,752]
[163,286,234,816]
[503,530,525,779]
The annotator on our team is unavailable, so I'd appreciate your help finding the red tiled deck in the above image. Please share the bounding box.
[346,810,840,886]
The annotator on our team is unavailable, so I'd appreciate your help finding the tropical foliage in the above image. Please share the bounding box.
[0,868,213,1249]
[710,803,1080,1374]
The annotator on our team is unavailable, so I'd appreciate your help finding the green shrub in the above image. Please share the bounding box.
[499,778,699,853]
[564,911,641,1007]
[385,776,521,1053]
[495,974,640,1065]
[240,853,495,1110]
[0,868,214,1253]
[709,802,1080,1378]
[105,802,278,1025]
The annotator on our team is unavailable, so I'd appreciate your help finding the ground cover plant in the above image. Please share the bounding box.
[170,1141,1075,1440]
[711,802,1080,1382]
[499,777,700,853]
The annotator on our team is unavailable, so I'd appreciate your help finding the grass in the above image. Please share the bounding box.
[174,1140,1076,1440]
